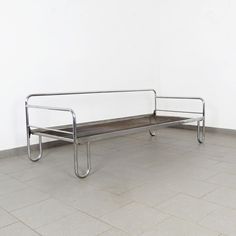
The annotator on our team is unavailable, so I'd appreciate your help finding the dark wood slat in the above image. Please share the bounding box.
[31,114,187,139]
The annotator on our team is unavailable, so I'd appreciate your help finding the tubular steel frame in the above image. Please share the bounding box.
[25,89,205,178]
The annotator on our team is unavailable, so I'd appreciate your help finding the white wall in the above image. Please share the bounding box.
[1,0,235,151]
[0,0,159,151]
[159,0,236,130]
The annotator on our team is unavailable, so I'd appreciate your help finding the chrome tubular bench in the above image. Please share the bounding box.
[25,89,205,178]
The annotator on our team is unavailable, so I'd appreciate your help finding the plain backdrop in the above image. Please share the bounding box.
[0,0,235,151]
[159,0,236,131]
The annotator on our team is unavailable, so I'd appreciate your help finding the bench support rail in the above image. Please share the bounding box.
[149,130,156,136]
[74,142,91,178]
[197,120,205,143]
[25,103,92,178]
[155,96,205,143]
[27,135,43,162]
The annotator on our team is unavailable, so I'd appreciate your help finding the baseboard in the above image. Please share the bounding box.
[0,125,235,159]
[0,140,69,159]
[170,124,236,135]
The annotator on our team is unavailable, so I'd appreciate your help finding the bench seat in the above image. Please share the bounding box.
[32,114,200,143]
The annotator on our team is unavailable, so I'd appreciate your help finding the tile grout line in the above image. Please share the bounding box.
[8,197,52,214]
[0,207,42,236]
[0,129,236,235]
[0,221,18,231]
[155,209,223,235]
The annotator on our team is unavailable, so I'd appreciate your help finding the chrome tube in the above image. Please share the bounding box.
[26,135,43,162]
[25,100,43,162]
[197,120,205,143]
[26,89,157,116]
[25,90,206,179]
[72,110,91,178]
[156,109,202,115]
[156,96,205,143]
[26,89,157,99]
[26,104,74,113]
[156,96,204,102]
[30,126,73,135]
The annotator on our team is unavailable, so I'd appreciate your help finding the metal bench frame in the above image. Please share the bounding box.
[25,89,205,178]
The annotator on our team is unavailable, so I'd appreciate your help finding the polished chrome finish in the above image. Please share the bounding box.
[197,120,205,143]
[156,96,204,102]
[30,126,73,135]
[25,99,43,162]
[25,90,157,178]
[69,105,91,178]
[32,132,74,143]
[149,130,156,136]
[27,135,43,162]
[77,116,203,143]
[26,104,74,113]
[156,96,205,143]
[156,109,202,115]
[153,90,157,115]
[26,89,157,99]
[72,111,91,178]
[26,89,158,119]
[199,97,206,143]
[25,90,205,178]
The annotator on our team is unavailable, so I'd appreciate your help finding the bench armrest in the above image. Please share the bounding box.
[25,103,78,143]
[155,96,205,118]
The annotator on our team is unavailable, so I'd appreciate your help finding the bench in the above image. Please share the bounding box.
[25,89,205,178]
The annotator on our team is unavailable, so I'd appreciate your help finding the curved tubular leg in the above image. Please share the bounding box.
[27,135,43,162]
[149,130,156,136]
[197,120,205,144]
[74,142,91,178]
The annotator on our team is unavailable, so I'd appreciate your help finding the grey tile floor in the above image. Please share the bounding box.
[0,128,235,235]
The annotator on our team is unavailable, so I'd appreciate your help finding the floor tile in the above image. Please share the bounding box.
[146,157,220,182]
[0,188,50,212]
[141,216,220,236]
[10,165,57,182]
[0,178,27,197]
[157,194,219,222]
[101,202,169,235]
[85,170,144,195]
[0,173,10,181]
[48,179,93,197]
[36,211,110,236]
[193,144,230,158]
[212,162,236,175]
[122,182,178,207]
[169,166,220,181]
[203,187,236,209]
[98,157,151,182]
[0,222,39,236]
[98,228,129,236]
[12,198,76,229]
[206,173,236,189]
[163,178,218,198]
[51,181,132,218]
[199,207,236,235]
[0,208,17,228]
[24,170,78,194]
[174,153,220,168]
[0,128,236,236]
[0,156,35,174]
[205,132,236,149]
[63,187,132,217]
[195,145,236,164]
